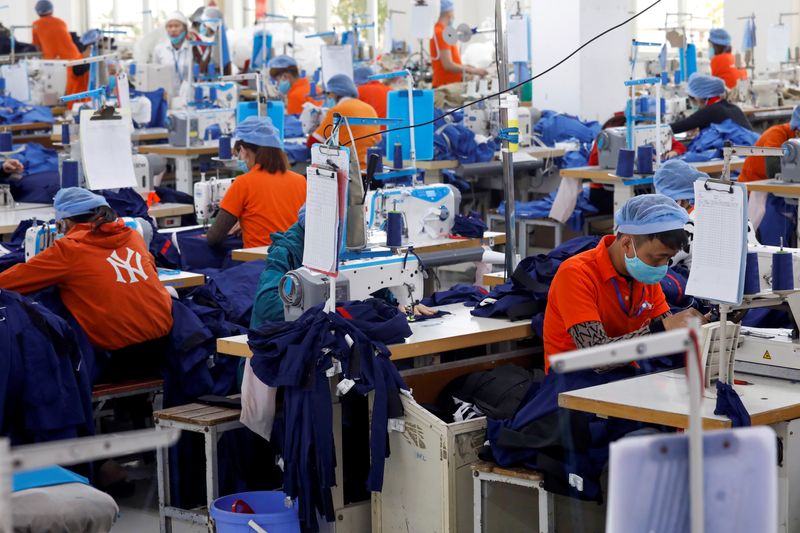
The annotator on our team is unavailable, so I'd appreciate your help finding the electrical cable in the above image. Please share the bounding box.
[341,0,662,148]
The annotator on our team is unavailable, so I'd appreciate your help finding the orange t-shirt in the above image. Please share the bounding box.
[430,22,463,88]
[710,53,748,89]
[0,220,173,351]
[31,15,88,96]
[286,77,322,115]
[313,97,380,168]
[543,235,670,373]
[220,165,307,248]
[739,123,794,183]
[358,81,393,118]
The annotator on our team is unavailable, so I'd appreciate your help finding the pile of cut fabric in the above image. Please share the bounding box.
[680,118,759,162]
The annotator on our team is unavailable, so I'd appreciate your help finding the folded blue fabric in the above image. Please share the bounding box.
[679,119,759,162]
[534,110,601,146]
[13,466,89,492]
[0,95,53,124]
[498,189,599,233]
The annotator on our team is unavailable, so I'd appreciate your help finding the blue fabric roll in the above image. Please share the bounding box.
[744,252,760,294]
[386,211,403,247]
[772,252,794,291]
[637,145,654,174]
[615,149,635,178]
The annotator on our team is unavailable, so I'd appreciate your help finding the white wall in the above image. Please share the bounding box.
[724,0,800,76]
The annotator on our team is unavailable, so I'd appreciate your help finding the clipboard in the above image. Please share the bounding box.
[79,107,137,190]
[303,164,346,276]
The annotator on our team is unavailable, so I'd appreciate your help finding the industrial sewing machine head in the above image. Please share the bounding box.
[597,125,674,170]
[24,217,151,262]
[779,139,800,183]
[194,176,234,225]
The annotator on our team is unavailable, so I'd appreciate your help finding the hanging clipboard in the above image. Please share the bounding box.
[79,106,137,190]
[303,164,347,276]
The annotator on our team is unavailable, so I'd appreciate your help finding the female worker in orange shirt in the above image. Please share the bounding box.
[429,0,488,88]
[31,0,88,96]
[708,28,747,90]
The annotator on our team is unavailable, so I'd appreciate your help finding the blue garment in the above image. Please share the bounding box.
[714,381,751,427]
[189,260,265,327]
[680,119,759,162]
[16,142,59,176]
[757,194,796,247]
[614,193,689,235]
[452,211,486,237]
[0,95,53,125]
[420,284,488,307]
[284,114,304,138]
[432,108,498,164]
[130,88,168,128]
[441,168,471,192]
[534,110,601,146]
[284,142,311,164]
[6,171,59,204]
[173,227,243,271]
[498,190,599,233]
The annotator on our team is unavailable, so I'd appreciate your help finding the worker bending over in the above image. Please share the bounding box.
[355,65,392,118]
[670,73,751,134]
[430,0,488,87]
[208,116,306,249]
[269,55,320,115]
[543,195,707,372]
[739,105,800,183]
[309,74,380,168]
[152,11,194,100]
[0,188,173,382]
[708,28,747,90]
[31,0,88,96]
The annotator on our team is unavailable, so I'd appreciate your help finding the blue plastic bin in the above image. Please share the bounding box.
[210,491,300,533]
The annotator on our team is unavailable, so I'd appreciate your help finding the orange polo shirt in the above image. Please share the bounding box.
[543,235,670,373]
[710,53,747,89]
[358,81,393,118]
[0,220,173,351]
[430,22,463,87]
[313,97,380,168]
[31,15,88,96]
[220,165,307,248]
[286,77,322,115]
[739,123,794,183]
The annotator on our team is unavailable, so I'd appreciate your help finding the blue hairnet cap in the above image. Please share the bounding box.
[687,73,726,99]
[615,194,690,235]
[234,115,283,150]
[326,74,359,98]
[353,65,374,86]
[790,105,800,131]
[54,187,110,221]
[268,55,297,69]
[709,28,732,47]
[35,0,53,15]
[441,0,454,13]
[653,159,708,202]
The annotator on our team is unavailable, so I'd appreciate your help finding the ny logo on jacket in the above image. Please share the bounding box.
[106,247,149,283]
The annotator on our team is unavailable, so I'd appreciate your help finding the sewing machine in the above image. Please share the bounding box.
[166,108,236,147]
[24,217,152,262]
[779,139,800,183]
[192,81,239,109]
[27,59,68,106]
[279,256,423,321]
[749,79,783,109]
[596,125,673,170]
[132,153,167,191]
[132,63,173,94]
[194,176,234,224]
[365,184,460,246]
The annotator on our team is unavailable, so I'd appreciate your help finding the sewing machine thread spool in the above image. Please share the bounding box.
[194,86,204,102]
[637,145,654,174]
[0,132,12,152]
[61,123,70,145]
[218,135,232,159]
[393,143,403,169]
[367,146,383,173]
[0,78,6,94]
[772,251,794,292]
[744,252,760,294]
[616,149,635,178]
[209,86,218,102]
[61,160,79,189]
[387,211,403,248]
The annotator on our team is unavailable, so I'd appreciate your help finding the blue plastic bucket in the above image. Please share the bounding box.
[210,491,300,533]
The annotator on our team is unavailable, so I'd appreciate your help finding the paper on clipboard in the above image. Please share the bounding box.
[304,165,343,275]
[79,108,138,190]
[410,2,436,40]
[1,62,31,102]
[310,143,351,175]
[321,45,354,86]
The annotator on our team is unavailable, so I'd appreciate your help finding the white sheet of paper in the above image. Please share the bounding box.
[410,3,436,40]
[506,16,529,63]
[321,45,354,86]
[548,177,583,223]
[79,108,138,190]
[303,167,340,274]
[686,181,747,304]
[768,23,790,64]
[1,62,31,102]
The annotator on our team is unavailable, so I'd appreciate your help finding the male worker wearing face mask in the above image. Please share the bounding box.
[430,0,489,88]
[543,194,708,373]
[669,73,752,135]
[268,55,320,115]
[152,11,194,99]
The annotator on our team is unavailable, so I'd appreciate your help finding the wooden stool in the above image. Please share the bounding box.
[153,399,243,532]
[471,460,554,533]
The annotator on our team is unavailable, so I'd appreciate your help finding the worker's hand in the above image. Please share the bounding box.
[2,159,23,173]
[228,221,242,237]
[472,67,489,77]
[662,308,708,330]
[663,150,679,160]
[398,303,437,317]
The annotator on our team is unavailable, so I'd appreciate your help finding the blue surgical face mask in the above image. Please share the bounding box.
[624,239,668,284]
[170,31,186,45]
[708,46,715,59]
[324,97,336,108]
[278,79,291,95]
[237,159,249,173]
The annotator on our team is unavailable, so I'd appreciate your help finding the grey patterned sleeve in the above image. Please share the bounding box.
[568,320,651,350]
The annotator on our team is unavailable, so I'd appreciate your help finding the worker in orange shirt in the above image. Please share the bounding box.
[354,65,392,118]
[0,188,174,383]
[31,0,88,97]
[739,106,800,183]
[269,55,321,115]
[308,74,380,169]
[709,28,747,90]
[430,0,488,88]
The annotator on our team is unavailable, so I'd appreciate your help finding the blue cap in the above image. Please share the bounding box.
[709,28,732,47]
[686,73,726,99]
[441,0,454,13]
[35,0,53,15]
[653,159,708,202]
[298,204,306,228]
[353,65,374,86]
[234,115,283,149]
[790,105,800,131]
[326,74,359,98]
[54,187,110,221]
[268,55,297,69]
[615,194,690,235]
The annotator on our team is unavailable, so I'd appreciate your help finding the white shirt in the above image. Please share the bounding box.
[151,38,193,97]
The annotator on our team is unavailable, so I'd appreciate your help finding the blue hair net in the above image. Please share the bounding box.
[35,0,53,15]
[326,74,359,98]
[709,28,732,47]
[653,159,708,202]
[54,187,110,220]
[687,73,726,99]
[353,66,374,86]
[268,55,297,69]
[234,116,284,149]
[790,106,800,131]
[441,0,454,13]
[298,204,305,228]
[614,194,690,235]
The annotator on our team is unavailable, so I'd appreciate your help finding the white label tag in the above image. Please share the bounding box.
[336,378,355,396]
[326,358,342,378]
[568,473,584,492]
[388,418,405,432]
